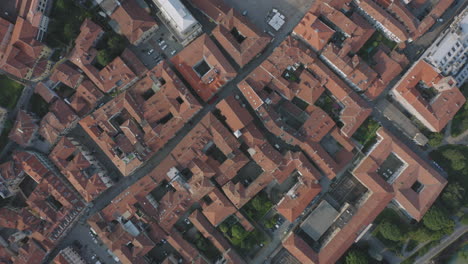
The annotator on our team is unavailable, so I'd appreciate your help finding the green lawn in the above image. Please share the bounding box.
[0,75,25,109]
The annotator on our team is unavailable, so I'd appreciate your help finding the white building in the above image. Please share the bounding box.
[153,0,202,46]
[424,8,468,85]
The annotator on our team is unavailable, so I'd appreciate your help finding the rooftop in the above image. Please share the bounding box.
[391,60,465,132]
[171,34,237,101]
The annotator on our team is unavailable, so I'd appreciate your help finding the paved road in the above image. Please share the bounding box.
[41,3,313,262]
[414,225,468,264]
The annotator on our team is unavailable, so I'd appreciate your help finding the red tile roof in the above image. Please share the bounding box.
[353,128,447,220]
[293,12,334,51]
[171,34,237,102]
[68,79,104,117]
[211,8,271,67]
[216,95,253,132]
[39,100,78,145]
[50,63,82,89]
[49,137,111,202]
[189,0,230,23]
[80,61,201,176]
[0,16,46,79]
[391,60,465,132]
[8,110,38,146]
[35,82,58,103]
[201,188,237,226]
[110,0,158,44]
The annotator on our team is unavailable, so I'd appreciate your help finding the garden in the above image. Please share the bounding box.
[93,32,128,69]
[0,75,24,110]
[46,0,89,48]
[357,31,397,64]
[188,232,221,262]
[352,117,380,153]
[218,216,266,253]
[315,92,343,126]
[242,192,274,222]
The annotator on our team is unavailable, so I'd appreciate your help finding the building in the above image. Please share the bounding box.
[238,36,366,178]
[79,61,202,176]
[5,150,87,255]
[52,246,87,264]
[153,0,202,46]
[424,9,468,85]
[8,110,39,147]
[49,137,112,202]
[171,34,237,102]
[0,0,54,80]
[353,128,447,220]
[0,160,25,198]
[110,0,158,45]
[391,60,465,132]
[354,0,455,43]
[49,63,83,89]
[292,1,408,100]
[38,99,79,145]
[67,79,104,117]
[282,127,446,263]
[211,8,271,68]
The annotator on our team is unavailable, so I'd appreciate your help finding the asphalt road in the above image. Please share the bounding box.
[40,2,314,262]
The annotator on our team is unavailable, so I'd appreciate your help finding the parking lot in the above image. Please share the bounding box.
[222,0,315,35]
[67,222,119,264]
[131,16,185,70]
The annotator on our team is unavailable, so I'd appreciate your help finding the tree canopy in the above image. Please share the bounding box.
[345,249,369,264]
[377,221,403,241]
[422,206,455,232]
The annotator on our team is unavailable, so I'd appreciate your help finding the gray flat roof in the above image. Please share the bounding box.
[300,200,339,241]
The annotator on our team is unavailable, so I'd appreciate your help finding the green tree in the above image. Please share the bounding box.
[96,49,112,67]
[423,206,455,231]
[219,223,229,233]
[345,249,369,264]
[63,23,77,41]
[409,227,433,242]
[231,225,246,240]
[459,249,468,261]
[428,133,444,148]
[196,238,207,251]
[108,35,126,54]
[441,182,465,212]
[378,221,403,241]
[461,214,468,225]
